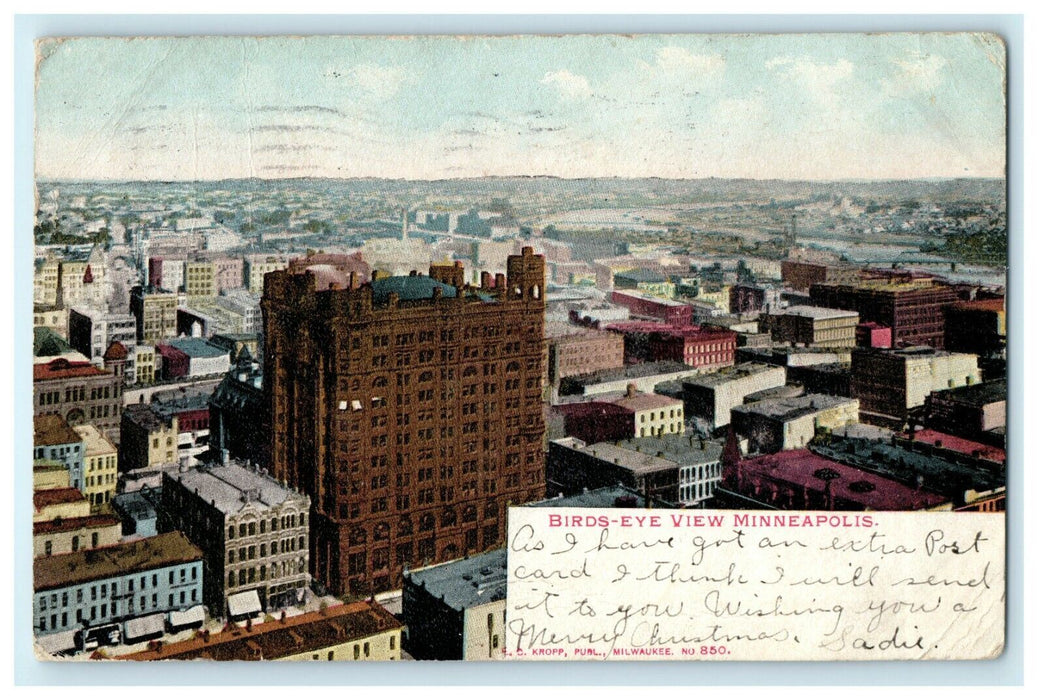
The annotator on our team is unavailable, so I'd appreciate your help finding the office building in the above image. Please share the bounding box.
[73,423,118,510]
[759,306,859,348]
[33,532,203,635]
[161,461,311,616]
[682,362,787,429]
[263,250,546,595]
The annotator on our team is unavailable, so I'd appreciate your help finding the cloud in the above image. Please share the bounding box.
[540,69,593,99]
[882,52,947,95]
[766,55,853,91]
[654,46,726,79]
[346,63,412,100]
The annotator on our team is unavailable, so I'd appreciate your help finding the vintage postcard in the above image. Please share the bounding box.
[30,33,1007,663]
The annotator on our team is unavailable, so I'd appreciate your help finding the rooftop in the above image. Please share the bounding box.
[122,404,172,432]
[736,449,949,511]
[611,289,690,307]
[165,462,308,515]
[72,423,117,457]
[682,362,783,388]
[949,298,1005,312]
[929,378,1006,406]
[552,437,679,475]
[34,488,87,511]
[606,389,683,413]
[529,485,674,509]
[908,429,1006,465]
[34,532,202,591]
[33,328,75,358]
[164,338,228,359]
[371,274,459,303]
[810,435,1005,497]
[33,514,121,536]
[732,394,858,422]
[617,433,724,465]
[404,548,507,611]
[565,361,695,386]
[34,414,82,447]
[771,305,859,321]
[117,600,401,661]
[34,357,109,382]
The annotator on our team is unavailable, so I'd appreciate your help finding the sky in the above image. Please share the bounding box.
[34,33,1007,181]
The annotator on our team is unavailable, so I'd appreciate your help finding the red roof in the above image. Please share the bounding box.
[33,358,108,381]
[735,449,949,511]
[33,488,87,511]
[33,514,121,535]
[910,429,1006,464]
[952,298,1004,312]
[103,340,128,361]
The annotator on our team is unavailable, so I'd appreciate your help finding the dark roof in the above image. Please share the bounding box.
[529,485,674,509]
[33,514,121,535]
[103,340,128,361]
[34,414,82,447]
[33,327,75,357]
[122,403,171,431]
[117,601,401,661]
[403,549,506,611]
[33,488,87,511]
[33,532,202,591]
[371,274,459,303]
[929,379,1006,406]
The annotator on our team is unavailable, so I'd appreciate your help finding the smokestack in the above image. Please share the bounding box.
[402,208,408,242]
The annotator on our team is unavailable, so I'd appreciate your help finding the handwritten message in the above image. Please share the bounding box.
[504,509,1004,661]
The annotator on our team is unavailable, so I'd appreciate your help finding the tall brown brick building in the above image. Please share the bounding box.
[262,249,546,596]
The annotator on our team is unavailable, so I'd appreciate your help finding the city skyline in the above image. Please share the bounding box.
[35,33,1006,182]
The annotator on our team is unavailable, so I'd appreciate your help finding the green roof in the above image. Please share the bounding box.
[33,327,74,357]
[371,275,458,302]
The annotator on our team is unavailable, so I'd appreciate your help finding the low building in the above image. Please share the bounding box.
[120,404,178,472]
[34,488,90,523]
[924,379,1006,443]
[33,532,204,635]
[558,361,702,399]
[616,434,724,506]
[152,391,212,467]
[785,362,852,397]
[33,460,70,491]
[33,514,122,559]
[682,362,787,429]
[605,385,685,438]
[943,298,1005,356]
[759,306,859,348]
[160,462,311,617]
[610,290,691,326]
[117,600,401,661]
[34,357,123,445]
[209,354,267,466]
[731,394,860,453]
[547,437,680,505]
[856,322,892,349]
[130,285,178,345]
[810,434,1005,511]
[402,548,507,661]
[545,322,624,385]
[851,346,982,425]
[646,327,738,372]
[68,308,137,363]
[73,423,118,510]
[34,415,84,490]
[156,338,231,379]
[903,429,1005,467]
[111,487,162,538]
[718,448,951,511]
[554,401,635,445]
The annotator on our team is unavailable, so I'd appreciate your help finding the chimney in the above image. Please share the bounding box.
[481,271,492,288]
[495,273,506,289]
[625,383,637,398]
